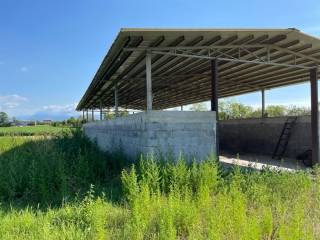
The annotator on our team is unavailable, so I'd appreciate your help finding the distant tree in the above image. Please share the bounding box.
[218,101,311,120]
[66,116,82,127]
[248,107,264,118]
[190,103,207,111]
[120,109,129,117]
[52,121,63,127]
[287,105,310,116]
[104,109,129,119]
[218,101,228,120]
[231,102,253,119]
[219,100,255,120]
[105,111,115,120]
[67,117,76,124]
[266,105,286,117]
[0,112,9,126]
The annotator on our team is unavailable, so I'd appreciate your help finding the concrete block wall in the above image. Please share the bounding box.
[219,116,311,158]
[83,111,216,160]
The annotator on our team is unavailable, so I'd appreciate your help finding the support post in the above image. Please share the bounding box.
[261,89,265,118]
[91,108,94,121]
[311,68,319,166]
[114,83,119,117]
[100,101,103,121]
[146,52,152,111]
[211,59,219,159]
[82,110,85,121]
[180,105,183,111]
[86,110,88,122]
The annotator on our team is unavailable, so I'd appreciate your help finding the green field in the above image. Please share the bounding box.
[0,125,73,136]
[0,129,319,239]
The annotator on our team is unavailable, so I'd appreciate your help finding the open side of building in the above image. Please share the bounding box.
[77,28,320,166]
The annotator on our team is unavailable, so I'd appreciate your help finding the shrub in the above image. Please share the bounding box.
[0,131,319,239]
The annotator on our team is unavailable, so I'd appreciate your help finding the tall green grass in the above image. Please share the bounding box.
[0,131,319,239]
[0,130,127,206]
[120,157,319,239]
[0,125,72,136]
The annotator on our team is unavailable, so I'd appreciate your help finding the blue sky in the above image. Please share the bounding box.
[0,0,319,120]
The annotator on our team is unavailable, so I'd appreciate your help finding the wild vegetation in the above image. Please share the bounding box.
[0,128,319,239]
[0,125,72,136]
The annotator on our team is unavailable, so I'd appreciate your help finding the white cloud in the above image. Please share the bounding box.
[20,102,81,120]
[20,66,29,72]
[0,94,28,110]
[42,103,77,114]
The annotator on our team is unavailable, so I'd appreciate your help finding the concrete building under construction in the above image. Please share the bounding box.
[77,28,320,168]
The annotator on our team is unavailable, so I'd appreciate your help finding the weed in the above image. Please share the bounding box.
[0,129,319,239]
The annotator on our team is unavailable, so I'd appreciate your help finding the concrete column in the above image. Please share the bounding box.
[100,101,103,121]
[180,105,183,111]
[86,110,89,122]
[261,89,265,118]
[91,108,94,121]
[310,68,319,166]
[82,110,85,120]
[146,52,152,111]
[114,83,119,117]
[211,59,219,159]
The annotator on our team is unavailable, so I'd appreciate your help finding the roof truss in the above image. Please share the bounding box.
[124,44,319,69]
[77,29,320,111]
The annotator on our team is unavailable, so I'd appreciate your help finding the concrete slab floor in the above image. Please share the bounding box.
[219,152,309,172]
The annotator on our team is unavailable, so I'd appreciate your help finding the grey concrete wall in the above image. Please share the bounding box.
[83,111,216,160]
[219,116,311,158]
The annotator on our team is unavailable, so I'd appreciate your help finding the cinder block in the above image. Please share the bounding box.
[83,111,217,161]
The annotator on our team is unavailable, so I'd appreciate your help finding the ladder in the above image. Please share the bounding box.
[272,116,297,160]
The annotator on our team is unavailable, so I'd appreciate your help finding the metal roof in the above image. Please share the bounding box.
[77,28,320,111]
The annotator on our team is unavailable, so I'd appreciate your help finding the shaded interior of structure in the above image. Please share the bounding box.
[219,115,311,169]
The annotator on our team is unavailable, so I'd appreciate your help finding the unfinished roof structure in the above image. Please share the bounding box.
[78,28,320,165]
[77,28,320,111]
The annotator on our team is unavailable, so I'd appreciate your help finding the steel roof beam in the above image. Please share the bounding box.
[109,35,241,105]
[98,36,187,105]
[150,50,313,69]
[162,35,289,78]
[94,36,166,108]
[124,43,320,64]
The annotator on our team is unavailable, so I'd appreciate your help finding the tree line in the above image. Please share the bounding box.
[190,101,311,120]
[0,102,311,127]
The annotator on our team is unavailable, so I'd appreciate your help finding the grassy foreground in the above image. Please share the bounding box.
[0,131,319,239]
[0,125,72,136]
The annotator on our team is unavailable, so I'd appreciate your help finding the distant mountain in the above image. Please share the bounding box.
[17,111,80,121]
